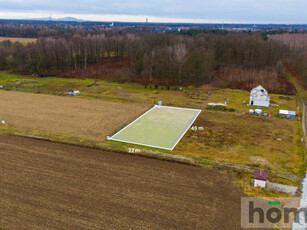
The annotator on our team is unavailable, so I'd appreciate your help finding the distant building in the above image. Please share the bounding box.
[279,110,296,119]
[249,85,270,107]
[254,170,267,188]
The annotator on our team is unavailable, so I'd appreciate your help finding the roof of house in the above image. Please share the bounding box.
[251,85,267,92]
[254,170,267,181]
[250,85,269,99]
[252,85,265,90]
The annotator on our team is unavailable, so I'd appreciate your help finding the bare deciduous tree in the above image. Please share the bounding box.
[172,43,187,85]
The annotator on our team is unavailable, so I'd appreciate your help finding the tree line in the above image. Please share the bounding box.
[269,33,307,88]
[0,26,76,38]
[0,30,302,91]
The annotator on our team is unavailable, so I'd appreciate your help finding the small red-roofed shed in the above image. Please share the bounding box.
[254,170,267,181]
[254,170,267,188]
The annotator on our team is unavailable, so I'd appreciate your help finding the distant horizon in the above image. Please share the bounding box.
[0,0,306,25]
[0,14,307,26]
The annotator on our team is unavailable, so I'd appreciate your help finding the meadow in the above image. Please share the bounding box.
[177,111,303,175]
[0,71,297,112]
[0,71,303,190]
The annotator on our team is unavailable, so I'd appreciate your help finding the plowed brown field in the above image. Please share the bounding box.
[0,90,147,140]
[0,135,244,229]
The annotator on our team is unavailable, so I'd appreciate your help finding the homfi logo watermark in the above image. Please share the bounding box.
[241,197,307,228]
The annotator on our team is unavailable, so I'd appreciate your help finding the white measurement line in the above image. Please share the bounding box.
[157,105,201,112]
[110,106,155,140]
[110,105,202,151]
[111,138,173,151]
[170,109,201,150]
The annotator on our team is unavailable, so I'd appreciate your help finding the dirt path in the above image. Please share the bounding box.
[289,75,307,162]
[0,135,244,229]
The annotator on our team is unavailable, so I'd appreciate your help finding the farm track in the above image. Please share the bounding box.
[289,74,307,162]
[0,134,244,229]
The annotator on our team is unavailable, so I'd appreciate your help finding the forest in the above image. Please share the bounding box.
[0,28,306,94]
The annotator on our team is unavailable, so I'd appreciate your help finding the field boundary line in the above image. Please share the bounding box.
[288,73,307,164]
[110,105,201,150]
[1,131,300,183]
[157,105,201,111]
[170,109,202,150]
[110,138,173,150]
[110,106,155,139]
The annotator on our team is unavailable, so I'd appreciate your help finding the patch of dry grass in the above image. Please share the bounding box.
[0,37,37,44]
[208,88,298,115]
[176,111,304,175]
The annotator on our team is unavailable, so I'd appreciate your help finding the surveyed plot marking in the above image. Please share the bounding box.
[191,126,204,131]
[128,148,141,153]
[110,105,201,150]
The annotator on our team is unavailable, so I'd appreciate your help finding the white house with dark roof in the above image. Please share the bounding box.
[249,85,270,107]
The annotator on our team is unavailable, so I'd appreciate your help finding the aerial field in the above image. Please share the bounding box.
[0,72,302,190]
[177,110,303,176]
[0,37,37,44]
[0,135,244,229]
[0,90,147,140]
[110,106,201,150]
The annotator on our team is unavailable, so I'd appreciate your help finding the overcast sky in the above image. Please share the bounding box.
[0,0,306,24]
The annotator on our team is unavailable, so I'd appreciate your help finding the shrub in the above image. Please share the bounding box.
[206,105,235,112]
[270,100,277,104]
[278,96,292,100]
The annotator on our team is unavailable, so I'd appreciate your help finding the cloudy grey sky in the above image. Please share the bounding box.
[0,0,306,23]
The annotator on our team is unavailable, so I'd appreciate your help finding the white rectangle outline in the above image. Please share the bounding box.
[110,105,201,150]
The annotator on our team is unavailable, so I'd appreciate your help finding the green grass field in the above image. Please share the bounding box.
[111,106,201,150]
